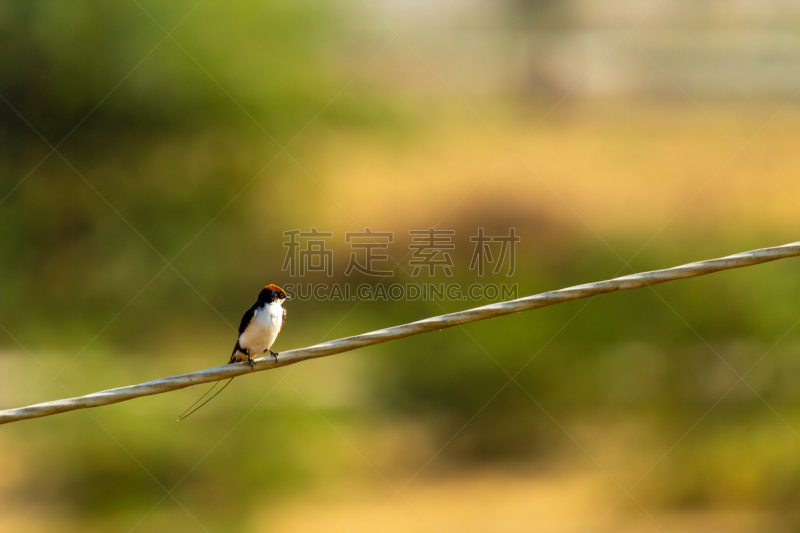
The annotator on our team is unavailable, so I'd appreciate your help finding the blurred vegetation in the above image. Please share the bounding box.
[2,0,800,532]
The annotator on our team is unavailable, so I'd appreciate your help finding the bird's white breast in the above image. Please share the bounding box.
[238,302,283,355]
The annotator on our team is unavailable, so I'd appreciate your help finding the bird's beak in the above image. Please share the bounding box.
[284,295,292,301]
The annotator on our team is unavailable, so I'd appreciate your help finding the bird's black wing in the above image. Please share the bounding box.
[238,304,258,335]
[279,306,287,334]
[229,304,258,364]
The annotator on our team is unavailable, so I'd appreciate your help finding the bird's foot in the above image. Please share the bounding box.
[269,350,279,363]
[247,355,254,369]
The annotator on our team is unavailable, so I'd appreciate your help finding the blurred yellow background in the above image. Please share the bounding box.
[1,1,800,531]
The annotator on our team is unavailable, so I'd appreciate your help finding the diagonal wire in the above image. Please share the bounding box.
[128,294,370,530]
[127,286,410,531]
[351,1,672,528]
[6,2,444,525]
[5,2,796,531]
[135,2,800,529]
[0,321,210,532]
[592,0,800,442]
[116,1,443,529]
[0,3,236,529]
[356,2,800,529]
[3,1,638,530]
[564,3,800,528]
[131,2,452,525]
[373,248,672,531]
[119,0,444,524]
[0,0,211,486]
[356,295,596,533]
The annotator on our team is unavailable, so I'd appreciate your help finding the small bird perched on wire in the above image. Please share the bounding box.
[178,284,289,421]
[230,284,289,367]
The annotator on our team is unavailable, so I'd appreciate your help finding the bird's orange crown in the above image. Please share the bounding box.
[263,284,286,295]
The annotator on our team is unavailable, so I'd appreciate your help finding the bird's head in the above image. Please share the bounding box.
[258,284,289,304]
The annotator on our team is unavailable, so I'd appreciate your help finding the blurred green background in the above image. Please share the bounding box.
[2,0,800,531]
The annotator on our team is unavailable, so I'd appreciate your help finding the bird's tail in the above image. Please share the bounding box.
[177,378,234,421]
[229,341,246,364]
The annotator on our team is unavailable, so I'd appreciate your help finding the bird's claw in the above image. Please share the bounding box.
[269,350,279,363]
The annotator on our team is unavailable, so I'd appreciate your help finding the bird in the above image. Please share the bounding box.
[229,284,289,367]
[177,284,290,421]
